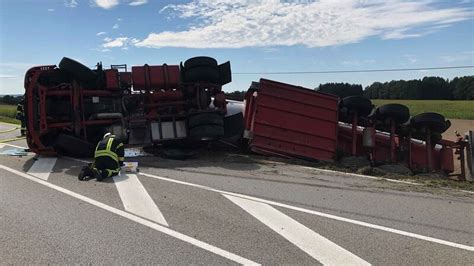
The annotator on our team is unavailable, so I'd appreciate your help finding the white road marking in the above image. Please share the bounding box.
[1,143,25,149]
[0,164,259,266]
[26,156,57,180]
[225,194,370,265]
[3,143,473,251]
[0,143,5,149]
[139,172,474,252]
[114,173,169,226]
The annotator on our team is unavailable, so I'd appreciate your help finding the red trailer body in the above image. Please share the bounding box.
[338,123,454,173]
[244,79,339,161]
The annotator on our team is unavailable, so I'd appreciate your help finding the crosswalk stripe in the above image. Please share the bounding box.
[0,164,259,265]
[114,173,169,226]
[27,156,57,180]
[224,194,371,265]
[140,172,474,252]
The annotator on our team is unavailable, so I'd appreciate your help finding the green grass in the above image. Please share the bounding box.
[372,100,474,120]
[0,104,19,124]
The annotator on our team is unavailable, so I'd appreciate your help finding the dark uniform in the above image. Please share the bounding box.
[78,133,124,181]
[16,98,26,136]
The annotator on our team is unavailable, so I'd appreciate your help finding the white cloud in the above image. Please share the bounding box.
[48,8,55,12]
[129,0,148,6]
[136,0,473,49]
[93,0,119,9]
[403,54,418,64]
[0,74,18,79]
[102,37,129,48]
[341,59,376,66]
[440,51,474,63]
[117,18,123,21]
[96,31,107,36]
[64,0,78,8]
[112,24,119,29]
[101,37,140,49]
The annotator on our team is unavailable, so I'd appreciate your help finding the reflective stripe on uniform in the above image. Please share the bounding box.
[116,143,124,149]
[106,137,114,151]
[118,157,124,161]
[104,169,120,178]
[95,150,118,161]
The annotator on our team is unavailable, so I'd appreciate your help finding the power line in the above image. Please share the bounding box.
[233,65,474,75]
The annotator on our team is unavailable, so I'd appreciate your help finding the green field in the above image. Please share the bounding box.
[0,104,19,124]
[372,100,474,120]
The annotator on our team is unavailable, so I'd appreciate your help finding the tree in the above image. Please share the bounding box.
[316,83,363,98]
[0,95,22,105]
[225,91,246,101]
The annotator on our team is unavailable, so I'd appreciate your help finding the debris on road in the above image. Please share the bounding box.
[0,147,29,156]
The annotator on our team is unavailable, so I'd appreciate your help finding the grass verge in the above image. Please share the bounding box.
[0,104,19,124]
[372,100,474,120]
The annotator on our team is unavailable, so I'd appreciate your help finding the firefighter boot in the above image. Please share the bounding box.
[78,166,92,181]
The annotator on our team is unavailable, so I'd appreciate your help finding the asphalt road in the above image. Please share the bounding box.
[1,123,473,264]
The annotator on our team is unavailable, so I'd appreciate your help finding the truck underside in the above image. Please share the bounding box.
[24,57,233,157]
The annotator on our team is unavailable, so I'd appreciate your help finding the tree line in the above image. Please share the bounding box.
[0,95,23,105]
[225,76,473,101]
[319,76,473,100]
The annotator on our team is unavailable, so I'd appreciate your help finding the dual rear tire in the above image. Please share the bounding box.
[187,113,224,140]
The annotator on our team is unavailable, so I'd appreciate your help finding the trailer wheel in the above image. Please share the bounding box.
[54,134,95,157]
[189,125,224,140]
[188,113,224,128]
[184,66,220,83]
[184,56,218,69]
[410,112,450,133]
[59,57,97,85]
[375,104,410,124]
[340,96,373,116]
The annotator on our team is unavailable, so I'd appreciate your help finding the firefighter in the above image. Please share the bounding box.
[78,132,124,181]
[16,97,26,136]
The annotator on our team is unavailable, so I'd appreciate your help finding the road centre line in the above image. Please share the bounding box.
[114,173,169,226]
[27,156,57,180]
[139,172,474,252]
[2,143,473,251]
[225,194,370,265]
[0,164,259,266]
[0,136,26,143]
[0,126,19,134]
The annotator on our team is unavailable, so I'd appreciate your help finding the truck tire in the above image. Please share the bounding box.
[375,104,410,124]
[410,112,450,133]
[188,113,224,128]
[189,125,224,140]
[54,134,95,157]
[184,66,220,83]
[59,57,97,85]
[340,96,373,116]
[184,56,218,69]
[162,148,198,160]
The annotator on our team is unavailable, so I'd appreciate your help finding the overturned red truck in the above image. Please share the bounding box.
[24,57,235,157]
[23,57,472,179]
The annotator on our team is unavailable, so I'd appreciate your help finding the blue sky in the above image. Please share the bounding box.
[0,0,473,95]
